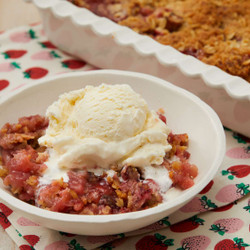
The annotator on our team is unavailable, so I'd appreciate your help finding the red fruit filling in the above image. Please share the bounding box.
[0,114,198,214]
[164,132,198,189]
[0,115,48,202]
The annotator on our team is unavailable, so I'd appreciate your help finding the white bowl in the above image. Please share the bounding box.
[0,70,225,235]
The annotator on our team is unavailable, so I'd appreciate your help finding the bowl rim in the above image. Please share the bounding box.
[0,69,226,224]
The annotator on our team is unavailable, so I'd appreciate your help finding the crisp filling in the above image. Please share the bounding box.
[0,114,198,215]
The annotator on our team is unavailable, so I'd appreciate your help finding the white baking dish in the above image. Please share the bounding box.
[26,0,250,137]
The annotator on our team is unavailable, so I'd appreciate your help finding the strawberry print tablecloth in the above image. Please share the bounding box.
[0,24,249,250]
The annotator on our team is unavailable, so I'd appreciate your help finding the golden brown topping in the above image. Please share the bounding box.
[116,197,124,207]
[26,176,39,186]
[70,190,78,199]
[69,0,250,82]
[0,168,8,178]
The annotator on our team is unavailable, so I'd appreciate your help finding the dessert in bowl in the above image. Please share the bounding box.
[0,70,225,235]
[0,83,197,215]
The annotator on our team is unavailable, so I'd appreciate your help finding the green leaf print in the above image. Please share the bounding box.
[117,233,125,238]
[98,242,114,250]
[50,50,61,58]
[163,238,174,246]
[191,215,205,225]
[201,195,208,201]
[11,62,21,69]
[243,200,250,213]
[223,126,231,132]
[28,29,37,39]
[2,52,9,59]
[16,229,22,237]
[210,224,228,235]
[233,237,250,247]
[69,239,86,250]
[236,183,250,195]
[160,216,171,226]
[155,233,166,241]
[200,195,217,209]
[243,205,250,212]
[221,170,229,176]
[232,132,247,144]
[242,243,250,247]
[221,169,237,180]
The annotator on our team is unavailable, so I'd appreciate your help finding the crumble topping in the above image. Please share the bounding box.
[69,0,250,82]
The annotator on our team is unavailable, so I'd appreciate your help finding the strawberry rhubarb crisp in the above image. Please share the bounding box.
[68,0,250,82]
[0,84,198,215]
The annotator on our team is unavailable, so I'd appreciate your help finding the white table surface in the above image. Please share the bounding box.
[0,1,40,248]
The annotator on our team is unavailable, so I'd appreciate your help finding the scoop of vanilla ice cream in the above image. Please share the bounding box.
[39,84,171,179]
[67,84,148,141]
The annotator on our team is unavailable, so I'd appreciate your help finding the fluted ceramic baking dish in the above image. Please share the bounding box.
[26,0,250,137]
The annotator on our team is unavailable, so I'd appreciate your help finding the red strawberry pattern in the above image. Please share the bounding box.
[44,241,70,250]
[39,41,57,49]
[23,67,48,79]
[62,59,86,69]
[243,198,250,213]
[68,239,85,250]
[0,211,11,230]
[0,79,9,91]
[136,233,174,250]
[17,217,39,227]
[87,235,119,244]
[0,203,13,217]
[232,132,250,144]
[214,237,250,250]
[19,245,33,250]
[216,183,250,203]
[86,233,124,248]
[170,215,204,233]
[180,197,206,213]
[0,62,20,72]
[141,217,170,231]
[222,165,250,179]
[212,202,235,212]
[210,218,244,235]
[23,235,40,247]
[180,195,217,213]
[199,180,214,194]
[99,237,128,249]
[226,147,250,159]
[10,29,37,43]
[31,50,60,60]
[177,235,211,250]
[2,50,27,59]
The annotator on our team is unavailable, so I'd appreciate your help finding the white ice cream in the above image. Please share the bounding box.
[143,165,173,199]
[39,84,172,186]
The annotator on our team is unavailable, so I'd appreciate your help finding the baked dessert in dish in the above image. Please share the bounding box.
[0,84,197,215]
[68,0,250,82]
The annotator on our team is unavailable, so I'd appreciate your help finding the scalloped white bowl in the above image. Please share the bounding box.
[25,0,250,137]
[0,70,225,235]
